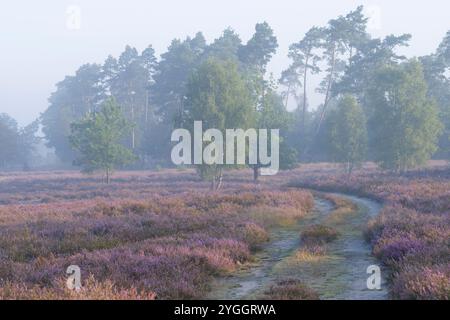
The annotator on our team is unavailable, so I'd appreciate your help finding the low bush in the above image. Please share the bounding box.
[264,279,319,300]
[301,224,340,245]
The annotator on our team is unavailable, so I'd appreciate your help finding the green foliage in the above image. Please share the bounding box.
[0,114,19,168]
[420,30,450,157]
[281,26,323,113]
[326,95,367,175]
[238,22,278,73]
[257,88,297,173]
[335,34,411,100]
[42,45,158,165]
[42,64,104,162]
[17,120,40,170]
[39,9,450,176]
[183,58,254,186]
[282,6,373,155]
[184,58,254,130]
[279,143,298,170]
[40,23,282,170]
[153,33,207,124]
[257,88,291,131]
[70,98,135,182]
[437,30,450,64]
[0,114,39,170]
[206,28,242,61]
[315,6,369,132]
[239,22,279,122]
[367,60,443,171]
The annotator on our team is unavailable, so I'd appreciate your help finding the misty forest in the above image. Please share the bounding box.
[0,6,449,300]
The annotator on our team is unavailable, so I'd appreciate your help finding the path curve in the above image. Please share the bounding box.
[206,192,388,300]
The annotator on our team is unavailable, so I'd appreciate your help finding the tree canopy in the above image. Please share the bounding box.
[326,95,367,176]
[367,60,442,171]
[69,98,135,183]
[1,7,446,178]
[182,58,254,188]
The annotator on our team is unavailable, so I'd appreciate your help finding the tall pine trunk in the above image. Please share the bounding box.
[302,56,309,131]
[284,82,291,109]
[131,105,135,149]
[316,45,336,135]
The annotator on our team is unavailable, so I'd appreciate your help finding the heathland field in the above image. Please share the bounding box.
[0,163,448,300]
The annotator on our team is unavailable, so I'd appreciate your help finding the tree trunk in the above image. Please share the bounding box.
[261,78,266,111]
[210,167,224,191]
[210,176,216,191]
[106,168,111,184]
[302,56,309,131]
[284,82,291,109]
[216,168,223,190]
[343,160,353,182]
[349,46,353,66]
[131,105,135,150]
[316,45,336,135]
[253,166,260,182]
[145,89,149,123]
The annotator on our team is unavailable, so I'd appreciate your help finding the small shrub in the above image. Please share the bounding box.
[294,246,327,263]
[264,279,319,300]
[239,222,269,250]
[301,224,340,245]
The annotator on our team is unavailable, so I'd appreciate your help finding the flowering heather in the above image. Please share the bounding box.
[0,169,313,299]
[2,163,448,299]
[391,263,450,300]
[289,162,450,300]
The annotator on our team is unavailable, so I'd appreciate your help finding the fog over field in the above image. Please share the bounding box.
[1,0,449,125]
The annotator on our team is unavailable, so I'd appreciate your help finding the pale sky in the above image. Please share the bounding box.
[1,0,449,125]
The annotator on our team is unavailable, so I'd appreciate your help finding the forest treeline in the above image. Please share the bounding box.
[1,6,449,177]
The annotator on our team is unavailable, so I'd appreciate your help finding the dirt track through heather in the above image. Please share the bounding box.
[206,193,389,300]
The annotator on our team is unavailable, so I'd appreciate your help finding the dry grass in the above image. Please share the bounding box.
[263,279,319,300]
[322,194,359,225]
[294,246,329,263]
[0,276,157,300]
[300,224,340,246]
